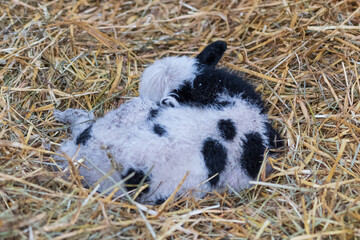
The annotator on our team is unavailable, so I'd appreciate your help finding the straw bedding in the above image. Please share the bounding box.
[1,0,359,239]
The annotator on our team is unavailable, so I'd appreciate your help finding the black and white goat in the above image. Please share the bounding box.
[54,41,282,204]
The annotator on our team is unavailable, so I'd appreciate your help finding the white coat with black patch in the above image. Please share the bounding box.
[54,41,282,204]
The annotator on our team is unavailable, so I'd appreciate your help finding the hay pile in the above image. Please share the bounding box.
[1,0,360,239]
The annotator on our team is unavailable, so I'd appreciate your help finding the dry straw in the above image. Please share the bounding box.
[1,0,360,239]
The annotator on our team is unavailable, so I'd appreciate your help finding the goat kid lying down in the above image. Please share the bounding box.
[54,41,282,204]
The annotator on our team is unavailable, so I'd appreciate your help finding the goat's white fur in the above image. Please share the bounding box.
[139,56,198,102]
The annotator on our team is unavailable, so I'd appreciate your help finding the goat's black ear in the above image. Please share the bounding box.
[196,41,227,67]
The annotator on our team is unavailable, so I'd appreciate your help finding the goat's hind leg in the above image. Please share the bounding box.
[53,108,95,171]
[54,108,95,137]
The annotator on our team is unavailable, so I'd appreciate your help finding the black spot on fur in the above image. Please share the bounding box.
[217,101,233,107]
[171,68,264,109]
[75,125,92,145]
[148,108,159,120]
[155,197,167,205]
[122,168,150,194]
[201,138,228,186]
[265,122,283,149]
[218,119,237,141]
[240,132,266,179]
[153,124,167,136]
